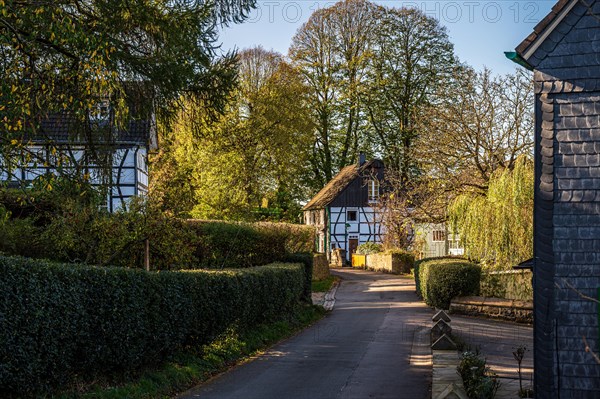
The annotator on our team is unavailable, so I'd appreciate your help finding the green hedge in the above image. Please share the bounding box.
[282,252,314,304]
[0,190,316,270]
[0,255,306,397]
[254,222,317,254]
[187,220,286,268]
[414,257,481,309]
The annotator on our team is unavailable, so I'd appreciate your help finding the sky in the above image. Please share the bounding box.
[217,0,556,75]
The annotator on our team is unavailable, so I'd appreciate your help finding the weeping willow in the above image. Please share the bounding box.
[449,156,534,269]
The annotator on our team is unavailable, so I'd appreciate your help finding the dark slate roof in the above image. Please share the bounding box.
[28,112,151,145]
[303,160,381,211]
[516,0,573,56]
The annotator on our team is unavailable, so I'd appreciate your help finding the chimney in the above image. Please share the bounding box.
[358,152,366,166]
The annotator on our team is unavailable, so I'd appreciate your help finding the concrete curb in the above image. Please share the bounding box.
[323,280,339,311]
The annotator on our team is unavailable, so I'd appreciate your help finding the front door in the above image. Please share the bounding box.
[348,238,359,258]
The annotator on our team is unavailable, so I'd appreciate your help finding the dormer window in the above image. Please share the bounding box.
[90,99,111,127]
[368,179,380,202]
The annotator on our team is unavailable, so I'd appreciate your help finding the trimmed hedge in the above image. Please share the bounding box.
[0,255,307,397]
[187,220,285,268]
[414,257,481,309]
[282,252,314,304]
[254,222,317,254]
[188,221,316,269]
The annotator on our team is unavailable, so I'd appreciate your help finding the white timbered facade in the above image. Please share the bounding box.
[1,107,156,212]
[303,157,384,262]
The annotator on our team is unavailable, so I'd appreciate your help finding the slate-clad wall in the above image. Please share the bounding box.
[528,1,600,397]
[552,94,600,396]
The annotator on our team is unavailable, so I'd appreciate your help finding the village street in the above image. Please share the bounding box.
[178,269,433,399]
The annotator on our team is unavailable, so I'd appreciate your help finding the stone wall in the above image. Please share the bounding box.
[312,253,330,281]
[450,296,533,324]
[366,253,411,274]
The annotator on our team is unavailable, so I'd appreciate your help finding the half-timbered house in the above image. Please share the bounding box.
[509,0,600,396]
[303,155,385,262]
[1,99,156,212]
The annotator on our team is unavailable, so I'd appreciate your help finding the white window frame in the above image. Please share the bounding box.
[368,179,380,202]
[347,210,358,222]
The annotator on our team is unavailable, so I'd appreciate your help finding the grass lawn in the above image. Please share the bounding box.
[56,305,325,399]
[311,275,336,293]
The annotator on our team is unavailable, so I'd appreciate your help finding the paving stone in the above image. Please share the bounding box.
[432,334,457,350]
[433,309,451,323]
[434,383,469,399]
[432,319,453,343]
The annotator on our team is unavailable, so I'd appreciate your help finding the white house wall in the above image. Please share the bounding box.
[1,145,149,213]
[413,223,465,259]
[329,206,384,260]
[109,147,149,212]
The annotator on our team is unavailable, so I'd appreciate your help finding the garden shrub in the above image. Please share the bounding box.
[457,351,500,399]
[415,257,481,309]
[0,255,306,397]
[0,208,45,258]
[480,270,533,301]
[34,196,198,269]
[356,242,383,255]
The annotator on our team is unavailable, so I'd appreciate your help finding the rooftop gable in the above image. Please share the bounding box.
[517,0,574,57]
[303,160,382,211]
[512,0,600,92]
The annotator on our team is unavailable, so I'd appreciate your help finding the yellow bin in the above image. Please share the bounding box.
[351,254,366,268]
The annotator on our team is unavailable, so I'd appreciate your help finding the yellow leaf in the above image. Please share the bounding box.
[10,139,17,145]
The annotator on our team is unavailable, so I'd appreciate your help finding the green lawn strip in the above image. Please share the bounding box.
[56,305,325,399]
[311,275,336,293]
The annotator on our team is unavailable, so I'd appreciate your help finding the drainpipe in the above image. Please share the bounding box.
[325,207,330,260]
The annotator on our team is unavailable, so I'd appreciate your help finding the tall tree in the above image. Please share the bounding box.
[0,0,254,185]
[366,6,459,180]
[449,155,534,268]
[289,0,376,190]
[417,68,534,195]
[151,47,313,220]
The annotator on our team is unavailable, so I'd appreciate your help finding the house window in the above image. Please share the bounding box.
[347,210,357,221]
[90,99,111,127]
[432,230,446,242]
[368,179,380,202]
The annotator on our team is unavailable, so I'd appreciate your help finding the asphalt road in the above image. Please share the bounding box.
[178,268,433,399]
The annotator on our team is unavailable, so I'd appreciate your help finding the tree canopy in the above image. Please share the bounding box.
[449,155,534,268]
[2,0,536,241]
[1,0,255,184]
[290,0,461,191]
[151,47,312,221]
